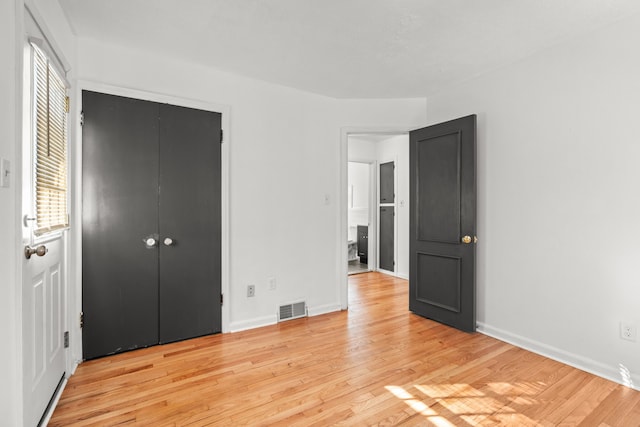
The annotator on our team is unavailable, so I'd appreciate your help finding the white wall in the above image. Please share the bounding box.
[347,162,369,241]
[426,13,640,388]
[76,37,426,331]
[0,1,18,424]
[348,162,369,210]
[348,137,377,162]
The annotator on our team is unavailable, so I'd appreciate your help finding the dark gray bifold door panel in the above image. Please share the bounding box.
[379,161,395,203]
[379,206,394,272]
[82,91,160,359]
[409,115,477,332]
[82,91,222,359]
[158,103,222,344]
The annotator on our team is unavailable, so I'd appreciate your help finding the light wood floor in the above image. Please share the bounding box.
[50,272,640,426]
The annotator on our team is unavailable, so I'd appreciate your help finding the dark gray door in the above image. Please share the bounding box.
[409,115,476,332]
[82,91,222,359]
[380,161,395,203]
[158,103,222,343]
[379,206,394,271]
[357,225,368,265]
[82,91,160,359]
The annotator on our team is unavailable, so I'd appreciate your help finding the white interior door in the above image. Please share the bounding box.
[22,236,66,426]
[22,9,68,424]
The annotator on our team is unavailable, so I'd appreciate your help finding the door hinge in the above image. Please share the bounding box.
[80,311,84,328]
[65,96,70,113]
[80,111,84,127]
[64,331,69,348]
[220,129,223,143]
[220,293,223,305]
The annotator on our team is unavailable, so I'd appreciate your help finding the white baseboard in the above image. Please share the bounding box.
[70,359,79,375]
[308,303,342,317]
[477,322,639,391]
[229,315,277,332]
[229,302,342,333]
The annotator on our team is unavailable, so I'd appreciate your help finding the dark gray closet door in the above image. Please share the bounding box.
[380,161,395,203]
[158,104,222,343]
[82,91,222,359]
[82,91,160,359]
[379,206,394,271]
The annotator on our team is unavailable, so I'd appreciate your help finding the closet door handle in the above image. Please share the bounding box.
[143,237,157,247]
[163,237,174,246]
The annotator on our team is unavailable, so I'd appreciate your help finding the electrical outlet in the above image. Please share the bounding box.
[620,322,637,342]
[247,285,255,298]
[268,277,276,291]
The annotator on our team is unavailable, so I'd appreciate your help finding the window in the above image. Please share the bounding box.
[32,43,68,235]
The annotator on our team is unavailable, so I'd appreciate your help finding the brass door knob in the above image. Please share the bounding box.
[461,235,472,244]
[25,245,48,260]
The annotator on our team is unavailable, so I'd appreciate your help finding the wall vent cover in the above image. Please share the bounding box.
[278,301,307,322]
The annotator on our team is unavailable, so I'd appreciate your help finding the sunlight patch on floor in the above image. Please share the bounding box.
[486,381,546,396]
[386,383,541,426]
[415,383,484,398]
[436,397,513,415]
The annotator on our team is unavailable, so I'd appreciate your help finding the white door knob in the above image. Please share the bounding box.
[163,237,173,246]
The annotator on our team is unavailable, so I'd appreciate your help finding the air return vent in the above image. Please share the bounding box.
[278,301,307,322]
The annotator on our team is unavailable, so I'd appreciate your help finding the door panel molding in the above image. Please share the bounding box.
[23,238,66,427]
[415,252,461,313]
[415,131,462,245]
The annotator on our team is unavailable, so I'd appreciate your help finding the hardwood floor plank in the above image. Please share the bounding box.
[50,272,639,426]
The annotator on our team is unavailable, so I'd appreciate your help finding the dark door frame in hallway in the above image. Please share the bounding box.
[68,81,231,364]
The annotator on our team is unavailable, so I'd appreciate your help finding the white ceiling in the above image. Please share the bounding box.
[58,0,640,98]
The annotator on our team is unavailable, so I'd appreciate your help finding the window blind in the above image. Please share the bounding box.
[33,44,69,235]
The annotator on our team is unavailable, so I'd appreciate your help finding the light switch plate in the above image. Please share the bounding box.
[0,158,10,188]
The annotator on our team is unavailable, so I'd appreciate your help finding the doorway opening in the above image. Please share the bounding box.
[347,161,372,275]
[345,132,409,280]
